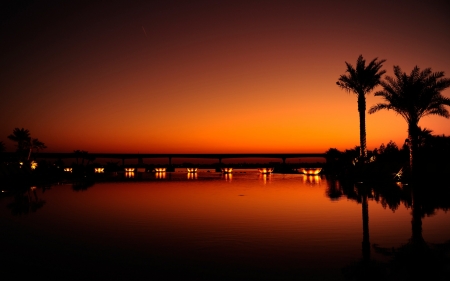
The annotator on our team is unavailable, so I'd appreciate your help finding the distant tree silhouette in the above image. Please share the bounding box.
[337,55,386,164]
[369,66,450,175]
[73,150,81,165]
[85,154,95,166]
[73,150,91,164]
[80,150,88,166]
[416,127,433,148]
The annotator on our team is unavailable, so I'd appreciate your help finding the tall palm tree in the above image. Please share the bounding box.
[7,128,31,160]
[337,55,386,163]
[369,66,450,174]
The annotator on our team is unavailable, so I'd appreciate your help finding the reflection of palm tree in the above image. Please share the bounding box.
[7,187,46,215]
[344,181,450,279]
[361,190,370,262]
[369,66,450,174]
[410,186,425,247]
[337,55,386,163]
[325,176,342,200]
[370,182,450,279]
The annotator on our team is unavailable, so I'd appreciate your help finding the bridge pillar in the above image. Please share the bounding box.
[282,157,286,165]
[166,156,175,172]
[215,158,223,172]
[138,157,143,165]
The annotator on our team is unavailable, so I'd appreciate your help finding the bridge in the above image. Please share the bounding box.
[5,152,327,166]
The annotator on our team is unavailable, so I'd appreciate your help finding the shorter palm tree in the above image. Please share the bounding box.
[369,66,450,174]
[27,138,47,160]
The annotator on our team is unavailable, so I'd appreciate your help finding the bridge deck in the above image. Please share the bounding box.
[6,152,326,159]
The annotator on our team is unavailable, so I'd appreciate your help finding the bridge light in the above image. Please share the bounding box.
[258,168,274,174]
[299,168,322,175]
[221,168,233,173]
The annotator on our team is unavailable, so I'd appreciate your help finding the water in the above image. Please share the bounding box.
[1,171,449,280]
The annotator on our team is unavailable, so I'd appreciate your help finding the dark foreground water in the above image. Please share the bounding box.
[1,170,449,280]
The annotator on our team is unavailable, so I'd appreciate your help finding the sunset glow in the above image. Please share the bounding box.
[1,1,449,154]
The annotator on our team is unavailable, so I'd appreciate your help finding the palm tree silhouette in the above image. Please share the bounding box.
[27,138,46,160]
[7,128,31,161]
[7,128,30,152]
[337,55,386,164]
[369,66,450,175]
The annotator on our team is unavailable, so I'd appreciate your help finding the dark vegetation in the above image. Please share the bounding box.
[324,130,450,184]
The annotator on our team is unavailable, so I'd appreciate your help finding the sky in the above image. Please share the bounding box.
[1,0,450,154]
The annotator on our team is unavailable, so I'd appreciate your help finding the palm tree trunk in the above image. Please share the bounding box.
[357,93,367,162]
[408,122,419,175]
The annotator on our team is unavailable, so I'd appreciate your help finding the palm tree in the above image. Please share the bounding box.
[7,128,31,160]
[27,138,47,160]
[337,55,386,163]
[369,66,450,174]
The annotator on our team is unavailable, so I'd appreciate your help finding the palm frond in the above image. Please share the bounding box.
[368,103,390,114]
[371,65,450,123]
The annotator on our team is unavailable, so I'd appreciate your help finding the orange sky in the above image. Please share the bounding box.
[1,0,450,153]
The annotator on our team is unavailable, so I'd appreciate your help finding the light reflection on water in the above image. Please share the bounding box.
[187,172,198,180]
[1,171,449,279]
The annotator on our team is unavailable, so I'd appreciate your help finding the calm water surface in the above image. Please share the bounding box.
[1,171,449,280]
